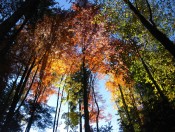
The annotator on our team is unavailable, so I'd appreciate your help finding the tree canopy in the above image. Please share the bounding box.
[0,0,175,131]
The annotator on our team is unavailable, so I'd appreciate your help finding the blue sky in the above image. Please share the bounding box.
[57,0,72,10]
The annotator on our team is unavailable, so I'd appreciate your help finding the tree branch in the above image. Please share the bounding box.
[145,0,156,26]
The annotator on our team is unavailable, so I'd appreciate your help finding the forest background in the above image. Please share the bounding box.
[0,0,175,132]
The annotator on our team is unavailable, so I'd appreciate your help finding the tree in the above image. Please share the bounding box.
[0,0,40,42]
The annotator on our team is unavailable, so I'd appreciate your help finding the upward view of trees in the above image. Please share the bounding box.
[0,0,175,132]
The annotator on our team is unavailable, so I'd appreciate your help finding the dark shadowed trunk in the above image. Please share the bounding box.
[1,57,36,130]
[118,84,135,132]
[15,64,39,114]
[0,18,28,56]
[54,82,66,132]
[25,101,37,132]
[79,100,82,132]
[53,87,61,132]
[124,0,175,58]
[0,64,23,120]
[136,50,169,103]
[91,75,99,132]
[0,0,40,42]
[82,56,91,132]
[128,87,142,129]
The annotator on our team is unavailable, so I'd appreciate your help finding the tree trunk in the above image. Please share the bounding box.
[25,69,46,132]
[82,57,91,132]
[139,55,169,103]
[92,84,99,132]
[0,18,28,56]
[1,57,35,130]
[0,64,23,119]
[25,103,36,132]
[25,85,40,132]
[0,0,40,42]
[128,87,142,129]
[55,83,66,132]
[118,84,135,132]
[67,100,70,132]
[79,100,82,132]
[124,0,175,58]
[15,64,39,114]
[53,87,61,132]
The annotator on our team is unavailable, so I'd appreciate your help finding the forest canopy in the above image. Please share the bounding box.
[0,0,175,132]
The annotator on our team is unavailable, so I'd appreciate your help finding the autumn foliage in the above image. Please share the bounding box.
[0,0,175,132]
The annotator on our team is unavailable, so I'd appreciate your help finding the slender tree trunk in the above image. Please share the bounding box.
[2,64,29,117]
[18,58,36,98]
[0,0,40,42]
[128,87,142,129]
[115,103,127,127]
[139,54,169,103]
[124,0,175,58]
[79,100,82,132]
[25,110,35,132]
[25,69,47,132]
[118,84,135,132]
[133,42,169,103]
[0,64,23,120]
[82,57,91,132]
[15,64,39,114]
[67,99,70,132]
[25,85,41,132]
[92,84,99,132]
[55,84,66,132]
[25,102,36,132]
[0,18,28,56]
[1,57,35,130]
[53,87,61,132]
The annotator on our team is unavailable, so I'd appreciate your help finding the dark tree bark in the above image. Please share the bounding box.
[124,0,175,58]
[25,65,48,132]
[82,57,91,132]
[55,84,65,132]
[0,18,28,56]
[15,64,39,114]
[135,48,169,103]
[25,100,37,132]
[1,57,36,130]
[53,87,61,132]
[118,84,135,132]
[25,83,42,132]
[91,75,99,132]
[53,76,65,132]
[92,87,100,132]
[128,87,142,129]
[0,64,24,125]
[0,0,40,42]
[67,93,70,132]
[79,100,82,132]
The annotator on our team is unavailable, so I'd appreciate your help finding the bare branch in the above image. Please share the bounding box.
[145,0,156,26]
[135,0,139,10]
